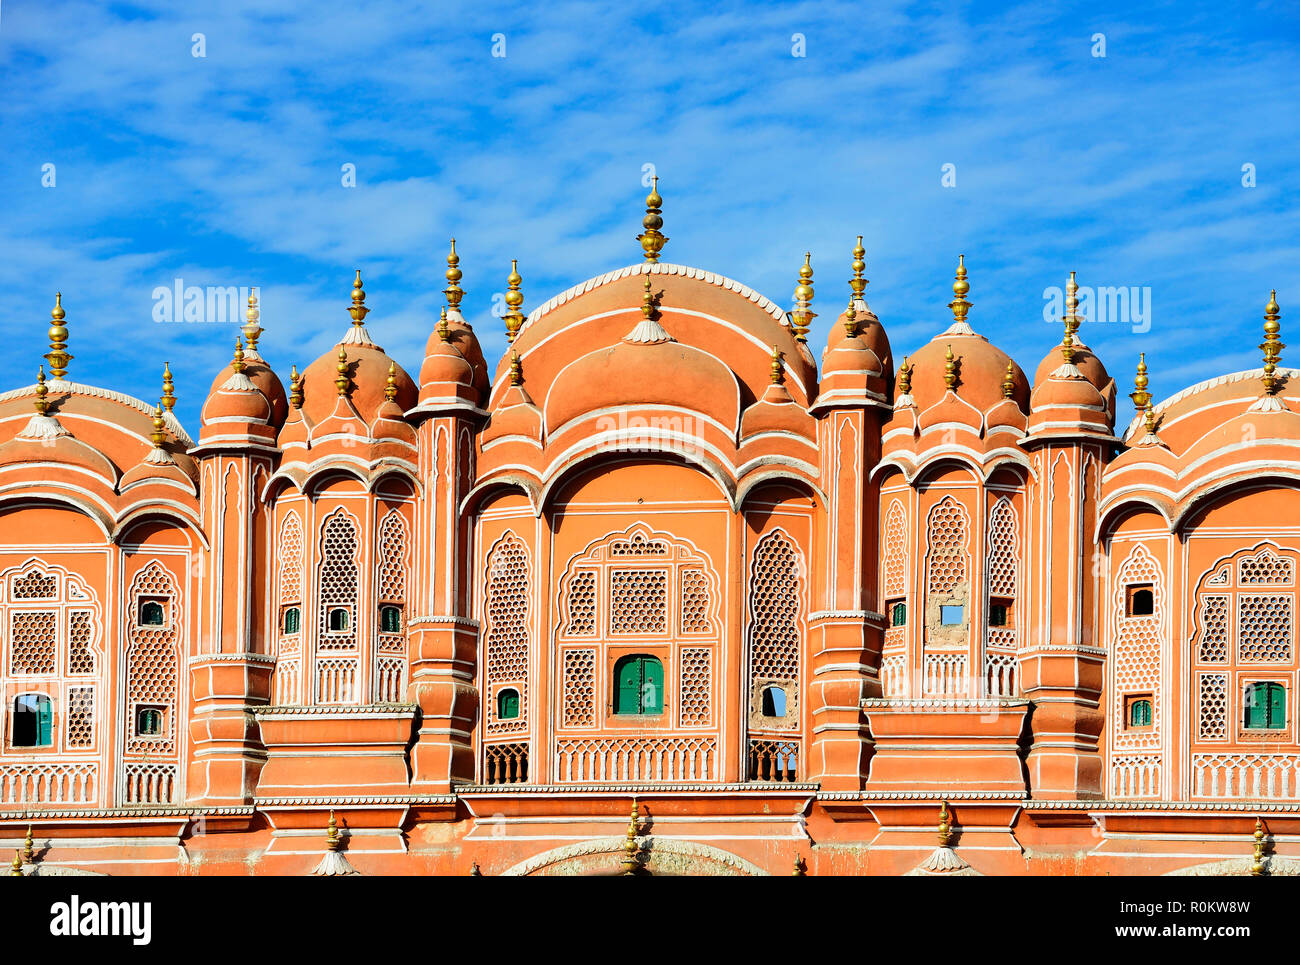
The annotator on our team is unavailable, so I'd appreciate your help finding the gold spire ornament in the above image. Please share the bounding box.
[843,297,858,338]
[770,345,785,384]
[437,307,451,343]
[33,366,49,416]
[468,861,482,877]
[326,810,340,852]
[444,239,464,311]
[938,801,953,849]
[162,363,176,412]
[1002,360,1016,399]
[943,345,960,391]
[792,856,807,877]
[849,235,868,302]
[22,825,34,865]
[948,255,971,326]
[243,288,263,352]
[1063,271,1082,338]
[1060,328,1076,367]
[348,270,369,327]
[1262,289,1284,395]
[897,356,912,396]
[385,361,398,402]
[791,253,816,342]
[9,851,22,877]
[636,177,667,263]
[45,292,72,381]
[335,347,351,396]
[508,351,523,386]
[1130,352,1151,413]
[503,260,524,342]
[621,797,642,875]
[231,338,246,375]
[1252,817,1266,876]
[150,405,167,449]
[641,276,657,320]
[289,365,303,409]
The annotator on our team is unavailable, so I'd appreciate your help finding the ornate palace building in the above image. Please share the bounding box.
[0,186,1296,876]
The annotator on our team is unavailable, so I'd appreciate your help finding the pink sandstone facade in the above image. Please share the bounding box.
[0,187,1296,876]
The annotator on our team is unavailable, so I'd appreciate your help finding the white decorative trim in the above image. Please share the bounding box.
[0,381,196,446]
[499,835,771,877]
[623,317,675,344]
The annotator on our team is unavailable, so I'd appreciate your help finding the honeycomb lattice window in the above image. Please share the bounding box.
[883,499,907,600]
[1111,545,1163,752]
[9,611,56,675]
[1239,547,1294,586]
[12,570,56,599]
[609,570,667,635]
[1237,595,1293,662]
[610,533,668,557]
[317,511,359,650]
[66,686,94,748]
[986,497,1018,598]
[377,510,408,603]
[1196,595,1230,663]
[680,569,711,634]
[1198,673,1228,741]
[565,571,597,636]
[277,510,304,609]
[125,563,180,756]
[561,648,595,728]
[679,647,712,727]
[66,610,96,675]
[484,534,530,734]
[748,531,802,682]
[926,497,969,594]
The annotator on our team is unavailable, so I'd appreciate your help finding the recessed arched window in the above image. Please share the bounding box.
[989,603,1009,627]
[1127,585,1154,616]
[761,685,787,718]
[282,607,300,634]
[327,607,349,632]
[139,600,165,626]
[379,605,402,633]
[890,602,907,627]
[613,654,664,716]
[1245,682,1286,730]
[136,705,164,737]
[1128,697,1153,729]
[497,688,520,720]
[12,694,53,747]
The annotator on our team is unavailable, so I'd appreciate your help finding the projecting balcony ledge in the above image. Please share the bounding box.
[255,705,418,798]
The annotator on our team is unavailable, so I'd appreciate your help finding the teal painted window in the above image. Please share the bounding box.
[1245,682,1286,730]
[613,655,664,715]
[283,607,300,634]
[380,605,402,633]
[890,602,907,627]
[136,706,164,736]
[328,608,349,632]
[140,600,165,626]
[762,686,787,717]
[12,694,53,747]
[1128,698,1153,728]
[940,605,964,626]
[497,688,520,720]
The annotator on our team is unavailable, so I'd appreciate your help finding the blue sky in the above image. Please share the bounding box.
[1,0,1296,431]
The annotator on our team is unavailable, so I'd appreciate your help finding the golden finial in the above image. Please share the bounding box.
[640,276,661,321]
[385,361,398,402]
[1001,360,1016,399]
[508,350,523,386]
[1060,328,1076,366]
[637,177,667,262]
[938,801,953,848]
[770,345,785,385]
[468,861,482,876]
[791,252,816,342]
[1063,271,1082,337]
[843,297,858,338]
[621,797,641,875]
[348,270,369,327]
[504,259,524,342]
[9,851,22,877]
[335,347,350,397]
[792,856,807,877]
[22,825,34,865]
[231,337,246,375]
[289,364,303,409]
[849,235,868,301]
[437,307,451,342]
[444,238,464,311]
[897,356,912,396]
[948,255,971,326]
[943,345,960,391]
[161,362,176,412]
[1262,289,1284,395]
[243,288,263,351]
[1130,352,1150,412]
[326,810,341,853]
[150,404,167,449]
[45,292,72,380]
[1252,817,1266,876]
[33,366,49,416]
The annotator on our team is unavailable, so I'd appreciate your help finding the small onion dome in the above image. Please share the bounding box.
[419,309,481,406]
[438,309,490,397]
[1034,339,1111,393]
[821,305,891,397]
[741,348,817,441]
[481,352,542,445]
[200,340,273,437]
[823,239,890,366]
[543,311,741,437]
[1028,356,1110,435]
[299,343,417,427]
[899,333,1030,420]
[372,364,418,450]
[236,289,289,427]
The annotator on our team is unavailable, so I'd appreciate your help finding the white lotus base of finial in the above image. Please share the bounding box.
[1248,394,1288,413]
[624,318,675,344]
[221,371,258,391]
[311,850,359,876]
[17,414,70,440]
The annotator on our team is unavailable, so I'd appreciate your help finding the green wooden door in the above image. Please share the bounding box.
[35,696,53,746]
[1269,684,1286,729]
[641,657,663,715]
[614,655,664,715]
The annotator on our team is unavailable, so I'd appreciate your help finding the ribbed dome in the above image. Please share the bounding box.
[899,332,1029,416]
[300,339,417,426]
